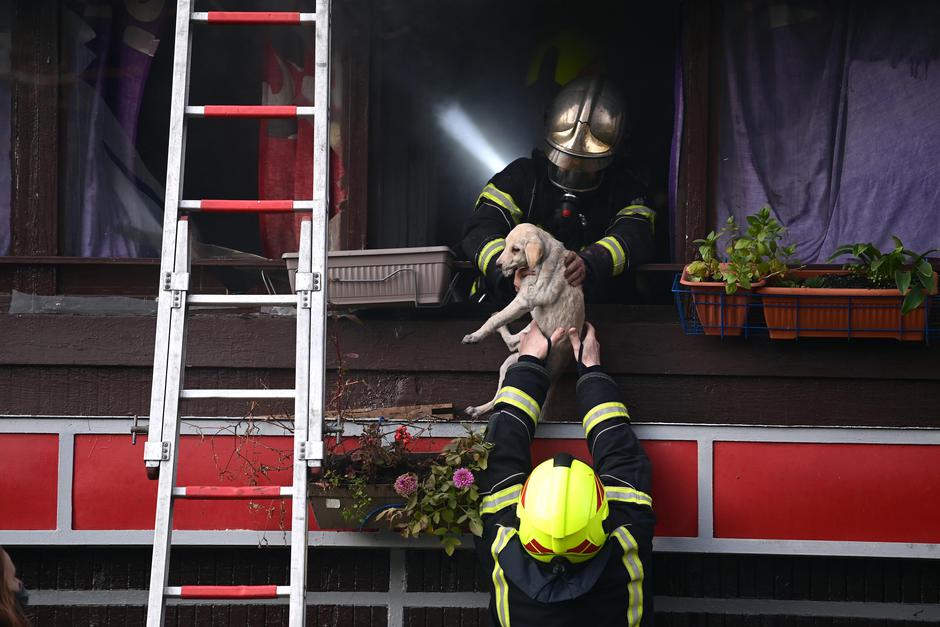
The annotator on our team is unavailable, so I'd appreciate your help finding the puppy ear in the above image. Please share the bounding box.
[524,238,543,268]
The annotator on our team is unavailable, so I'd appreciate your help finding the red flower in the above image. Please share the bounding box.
[394,425,412,445]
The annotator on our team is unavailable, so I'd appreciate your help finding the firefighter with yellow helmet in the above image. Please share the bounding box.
[462,75,657,303]
[475,321,654,626]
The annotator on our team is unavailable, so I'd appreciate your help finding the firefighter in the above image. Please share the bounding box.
[475,321,654,626]
[462,76,657,304]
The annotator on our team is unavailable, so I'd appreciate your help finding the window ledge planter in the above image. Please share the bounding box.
[679,267,766,337]
[310,483,403,530]
[757,269,939,341]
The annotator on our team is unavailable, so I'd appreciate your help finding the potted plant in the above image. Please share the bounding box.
[310,423,494,555]
[378,430,492,555]
[680,206,794,336]
[758,237,938,340]
[310,423,432,530]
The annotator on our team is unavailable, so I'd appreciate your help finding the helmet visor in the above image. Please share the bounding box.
[546,160,604,192]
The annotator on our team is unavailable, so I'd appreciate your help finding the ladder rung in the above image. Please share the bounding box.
[166,585,290,599]
[173,486,293,499]
[180,199,315,213]
[191,12,315,24]
[186,105,314,118]
[187,294,298,306]
[180,389,296,400]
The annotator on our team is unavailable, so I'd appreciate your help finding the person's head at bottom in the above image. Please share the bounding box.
[0,547,30,627]
[517,452,608,566]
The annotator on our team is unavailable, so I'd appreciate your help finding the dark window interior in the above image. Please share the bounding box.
[366,0,679,257]
[54,0,678,262]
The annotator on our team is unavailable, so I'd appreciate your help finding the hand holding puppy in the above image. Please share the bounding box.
[518,320,567,361]
[567,321,601,367]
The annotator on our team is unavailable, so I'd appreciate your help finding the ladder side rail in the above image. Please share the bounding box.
[309,0,331,468]
[147,0,195,462]
[146,220,193,627]
[289,3,331,624]
[290,219,315,627]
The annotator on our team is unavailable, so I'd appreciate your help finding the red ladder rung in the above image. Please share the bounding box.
[201,12,309,25]
[173,585,284,599]
[173,486,290,499]
[197,105,312,118]
[183,200,313,213]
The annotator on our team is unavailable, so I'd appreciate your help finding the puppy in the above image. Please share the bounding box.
[462,223,585,418]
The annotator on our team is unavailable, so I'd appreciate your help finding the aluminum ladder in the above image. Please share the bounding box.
[142,3,331,625]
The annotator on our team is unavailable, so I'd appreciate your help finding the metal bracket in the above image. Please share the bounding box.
[295,272,322,292]
[298,440,324,462]
[163,271,190,292]
[130,415,149,445]
[143,440,170,462]
[163,272,190,308]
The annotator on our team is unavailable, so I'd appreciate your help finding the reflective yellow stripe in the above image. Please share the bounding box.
[583,401,629,434]
[478,184,523,224]
[597,236,627,276]
[617,204,656,234]
[490,526,517,626]
[480,484,522,516]
[611,526,644,626]
[605,485,652,509]
[477,237,506,274]
[494,386,540,424]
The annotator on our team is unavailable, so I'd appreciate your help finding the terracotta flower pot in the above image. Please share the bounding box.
[680,266,765,337]
[757,270,938,341]
[309,484,403,530]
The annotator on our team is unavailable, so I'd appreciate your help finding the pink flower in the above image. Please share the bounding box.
[452,467,475,489]
[394,473,418,497]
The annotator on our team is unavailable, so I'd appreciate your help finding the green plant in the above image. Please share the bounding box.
[312,423,427,522]
[828,237,937,314]
[378,430,493,556]
[686,206,795,294]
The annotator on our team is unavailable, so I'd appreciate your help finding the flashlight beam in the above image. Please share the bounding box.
[436,104,509,174]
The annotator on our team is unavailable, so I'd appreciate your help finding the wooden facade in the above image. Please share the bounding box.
[2,0,940,624]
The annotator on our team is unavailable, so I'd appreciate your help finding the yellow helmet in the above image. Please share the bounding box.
[517,454,609,564]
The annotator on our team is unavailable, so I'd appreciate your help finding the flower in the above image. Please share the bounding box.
[452,467,475,489]
[394,425,412,445]
[394,472,418,497]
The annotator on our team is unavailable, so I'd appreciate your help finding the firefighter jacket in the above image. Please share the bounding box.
[461,151,656,304]
[474,356,655,627]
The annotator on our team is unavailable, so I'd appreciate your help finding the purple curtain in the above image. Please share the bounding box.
[60,0,169,257]
[716,0,940,262]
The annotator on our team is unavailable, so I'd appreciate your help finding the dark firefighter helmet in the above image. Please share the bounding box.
[543,76,627,192]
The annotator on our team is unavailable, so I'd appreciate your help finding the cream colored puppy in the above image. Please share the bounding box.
[462,223,585,417]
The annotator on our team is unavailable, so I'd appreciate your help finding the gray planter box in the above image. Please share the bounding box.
[283,246,455,306]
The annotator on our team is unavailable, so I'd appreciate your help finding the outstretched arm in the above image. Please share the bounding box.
[568,324,653,522]
[477,324,564,527]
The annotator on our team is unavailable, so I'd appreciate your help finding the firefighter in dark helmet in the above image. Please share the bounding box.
[462,76,656,303]
[475,320,654,626]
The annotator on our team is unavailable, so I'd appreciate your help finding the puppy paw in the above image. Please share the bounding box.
[503,337,521,352]
[464,406,484,418]
[462,333,482,344]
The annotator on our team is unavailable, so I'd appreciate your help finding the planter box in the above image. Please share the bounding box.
[679,268,765,337]
[284,247,455,306]
[757,270,938,341]
[310,484,403,531]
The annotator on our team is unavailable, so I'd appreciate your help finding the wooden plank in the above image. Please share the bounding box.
[10,0,59,295]
[674,0,713,263]
[4,365,940,427]
[5,309,940,386]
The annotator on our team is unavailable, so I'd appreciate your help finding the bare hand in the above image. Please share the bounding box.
[567,321,601,367]
[563,251,586,287]
[514,268,536,292]
[519,321,567,361]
